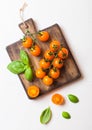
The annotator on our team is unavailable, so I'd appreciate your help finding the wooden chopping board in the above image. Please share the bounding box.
[6,18,81,99]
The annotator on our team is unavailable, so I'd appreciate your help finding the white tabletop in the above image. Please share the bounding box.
[0,0,92,130]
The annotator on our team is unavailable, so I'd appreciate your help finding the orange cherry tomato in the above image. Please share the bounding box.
[49,67,60,79]
[58,47,68,59]
[42,75,53,86]
[44,50,55,61]
[36,68,46,79]
[30,45,41,56]
[39,58,50,69]
[52,58,63,69]
[50,40,61,52]
[22,36,33,48]
[37,31,49,42]
[52,93,64,105]
[27,85,40,98]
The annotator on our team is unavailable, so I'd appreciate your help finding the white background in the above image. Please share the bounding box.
[0,0,92,130]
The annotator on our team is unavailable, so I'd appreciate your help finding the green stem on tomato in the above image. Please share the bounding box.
[25,29,39,44]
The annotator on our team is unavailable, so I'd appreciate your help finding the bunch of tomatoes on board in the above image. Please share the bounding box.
[22,30,68,98]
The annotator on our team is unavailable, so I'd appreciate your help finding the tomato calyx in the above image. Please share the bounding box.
[48,74,51,78]
[62,53,67,57]
[58,59,63,64]
[53,67,57,72]
[30,45,35,51]
[48,51,54,56]
[25,30,37,43]
[21,36,26,42]
[43,58,50,62]
[38,31,43,36]
[54,52,58,58]
[52,44,58,49]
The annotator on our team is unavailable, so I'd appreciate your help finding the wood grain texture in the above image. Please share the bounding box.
[6,18,81,99]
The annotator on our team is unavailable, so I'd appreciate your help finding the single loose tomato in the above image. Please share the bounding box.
[30,45,41,56]
[58,47,68,59]
[37,31,49,42]
[52,93,64,105]
[44,50,54,61]
[39,58,51,69]
[22,36,33,48]
[42,75,53,86]
[27,85,40,98]
[50,40,61,52]
[36,68,46,79]
[49,67,60,79]
[52,58,63,69]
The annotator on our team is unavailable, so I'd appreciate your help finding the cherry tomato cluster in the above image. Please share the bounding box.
[22,30,68,86]
[21,33,37,56]
[22,30,50,57]
[35,31,69,86]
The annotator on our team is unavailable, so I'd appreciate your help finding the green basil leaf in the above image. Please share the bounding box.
[68,94,79,103]
[40,107,52,124]
[20,50,29,65]
[7,61,25,74]
[62,111,71,119]
[24,67,33,81]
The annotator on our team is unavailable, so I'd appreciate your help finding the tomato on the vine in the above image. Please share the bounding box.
[37,31,49,42]
[44,50,55,61]
[42,75,53,86]
[36,68,46,79]
[49,67,60,79]
[30,45,41,56]
[22,36,33,48]
[58,47,68,59]
[50,40,60,52]
[39,58,50,69]
[52,58,63,69]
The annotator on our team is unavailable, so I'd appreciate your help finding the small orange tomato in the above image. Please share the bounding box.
[42,75,53,86]
[36,68,46,79]
[30,45,41,56]
[52,93,64,105]
[50,40,61,52]
[22,36,33,48]
[27,85,40,98]
[44,50,54,61]
[37,31,49,42]
[39,58,51,69]
[58,47,68,59]
[52,58,63,69]
[49,67,60,79]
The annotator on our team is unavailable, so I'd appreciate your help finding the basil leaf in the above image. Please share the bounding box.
[20,50,29,65]
[62,111,71,119]
[40,107,52,124]
[7,61,25,74]
[24,67,33,81]
[68,94,79,103]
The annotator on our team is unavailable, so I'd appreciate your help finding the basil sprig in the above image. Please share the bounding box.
[7,50,33,81]
[20,50,29,65]
[62,111,71,119]
[7,61,25,74]
[24,67,33,81]
[67,94,79,103]
[40,107,52,124]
